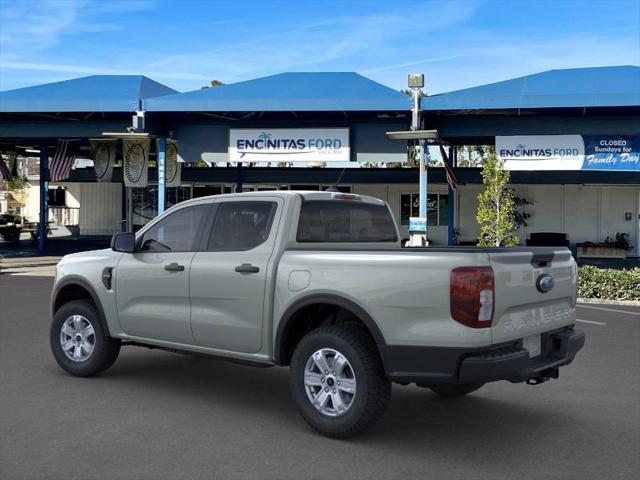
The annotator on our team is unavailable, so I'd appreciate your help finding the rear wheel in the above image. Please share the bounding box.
[50,300,121,377]
[429,382,484,397]
[289,325,391,438]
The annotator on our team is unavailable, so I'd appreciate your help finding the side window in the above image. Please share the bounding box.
[207,201,277,251]
[139,204,209,252]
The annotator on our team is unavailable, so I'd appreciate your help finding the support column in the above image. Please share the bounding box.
[418,140,428,218]
[447,146,456,245]
[236,162,244,193]
[38,145,48,254]
[157,137,166,214]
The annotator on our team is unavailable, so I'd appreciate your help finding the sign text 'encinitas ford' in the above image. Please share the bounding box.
[497,135,640,171]
[229,128,350,162]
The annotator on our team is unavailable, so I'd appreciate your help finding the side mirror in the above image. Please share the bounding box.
[111,232,136,253]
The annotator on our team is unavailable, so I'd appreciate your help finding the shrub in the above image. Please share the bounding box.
[578,265,640,301]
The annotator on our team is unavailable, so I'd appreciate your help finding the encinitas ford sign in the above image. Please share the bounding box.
[496,135,584,170]
[229,128,350,162]
[497,135,640,171]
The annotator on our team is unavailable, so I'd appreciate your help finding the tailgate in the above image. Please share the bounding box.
[488,248,577,344]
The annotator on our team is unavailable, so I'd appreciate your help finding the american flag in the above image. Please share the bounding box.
[439,145,458,190]
[0,157,12,181]
[50,140,78,182]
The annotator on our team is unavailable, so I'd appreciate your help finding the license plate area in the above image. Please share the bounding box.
[523,334,542,358]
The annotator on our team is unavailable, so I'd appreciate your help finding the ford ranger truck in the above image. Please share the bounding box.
[50,191,585,438]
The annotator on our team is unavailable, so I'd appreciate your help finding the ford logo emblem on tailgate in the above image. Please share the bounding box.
[536,274,554,293]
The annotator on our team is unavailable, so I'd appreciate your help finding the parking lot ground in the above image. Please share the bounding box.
[1,274,639,480]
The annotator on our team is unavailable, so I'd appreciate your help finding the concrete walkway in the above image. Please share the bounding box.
[0,256,60,276]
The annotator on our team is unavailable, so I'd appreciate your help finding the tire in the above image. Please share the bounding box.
[289,325,391,438]
[429,382,484,398]
[50,299,121,377]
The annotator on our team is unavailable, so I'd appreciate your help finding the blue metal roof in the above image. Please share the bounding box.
[0,75,178,113]
[422,66,640,111]
[145,72,411,112]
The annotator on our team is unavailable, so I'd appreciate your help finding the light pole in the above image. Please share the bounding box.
[408,73,427,247]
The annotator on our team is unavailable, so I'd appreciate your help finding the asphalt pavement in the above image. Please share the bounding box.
[1,274,638,480]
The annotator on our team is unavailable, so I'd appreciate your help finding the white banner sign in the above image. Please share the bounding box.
[496,135,585,170]
[90,139,116,182]
[122,138,149,187]
[229,128,350,163]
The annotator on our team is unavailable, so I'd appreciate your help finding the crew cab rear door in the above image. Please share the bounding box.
[189,198,283,354]
[488,248,577,345]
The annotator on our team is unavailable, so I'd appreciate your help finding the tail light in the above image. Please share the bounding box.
[450,266,495,328]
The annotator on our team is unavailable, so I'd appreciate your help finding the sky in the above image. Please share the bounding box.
[0,0,639,94]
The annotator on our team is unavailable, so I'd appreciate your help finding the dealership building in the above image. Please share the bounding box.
[0,66,639,255]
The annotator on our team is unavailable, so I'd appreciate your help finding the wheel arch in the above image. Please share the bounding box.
[274,293,386,366]
[52,276,111,336]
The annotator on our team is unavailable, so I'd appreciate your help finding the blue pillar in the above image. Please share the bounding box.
[38,145,48,254]
[157,137,166,214]
[447,146,456,245]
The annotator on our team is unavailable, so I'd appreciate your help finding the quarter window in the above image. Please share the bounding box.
[207,201,277,251]
[139,204,209,252]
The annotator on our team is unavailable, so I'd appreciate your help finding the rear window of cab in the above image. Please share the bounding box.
[297,200,398,243]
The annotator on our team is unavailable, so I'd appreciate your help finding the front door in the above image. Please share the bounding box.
[190,198,281,353]
[115,203,210,344]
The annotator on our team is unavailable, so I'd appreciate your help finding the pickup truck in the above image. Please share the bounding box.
[50,191,585,437]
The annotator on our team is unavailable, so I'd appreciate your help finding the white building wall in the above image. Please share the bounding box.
[562,186,599,243]
[78,182,122,235]
[523,186,564,235]
[599,187,639,254]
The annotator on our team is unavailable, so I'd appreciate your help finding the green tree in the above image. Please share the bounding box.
[476,153,519,247]
[201,79,225,89]
[457,145,495,167]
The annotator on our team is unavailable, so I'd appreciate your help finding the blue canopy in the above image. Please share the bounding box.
[145,72,411,112]
[0,75,178,113]
[422,66,640,111]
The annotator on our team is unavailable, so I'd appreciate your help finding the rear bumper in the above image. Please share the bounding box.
[379,326,585,385]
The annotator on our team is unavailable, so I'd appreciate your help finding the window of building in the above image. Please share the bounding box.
[167,186,192,208]
[297,201,397,243]
[48,188,66,207]
[400,193,448,227]
[207,201,277,251]
[139,204,209,252]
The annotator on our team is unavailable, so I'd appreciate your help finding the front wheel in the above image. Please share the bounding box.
[50,299,121,377]
[429,382,484,397]
[289,325,391,438]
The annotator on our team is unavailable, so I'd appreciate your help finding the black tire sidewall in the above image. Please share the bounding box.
[290,327,384,437]
[50,300,118,377]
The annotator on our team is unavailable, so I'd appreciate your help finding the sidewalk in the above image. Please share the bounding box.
[0,256,61,276]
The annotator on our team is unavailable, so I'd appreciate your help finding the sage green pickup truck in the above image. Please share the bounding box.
[50,191,585,437]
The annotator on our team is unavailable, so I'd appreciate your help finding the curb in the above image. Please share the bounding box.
[577,298,640,307]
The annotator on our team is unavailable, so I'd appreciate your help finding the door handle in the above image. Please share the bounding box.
[235,263,260,274]
[164,262,185,272]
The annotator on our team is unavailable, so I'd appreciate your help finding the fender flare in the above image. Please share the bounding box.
[51,275,111,336]
[274,293,386,365]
